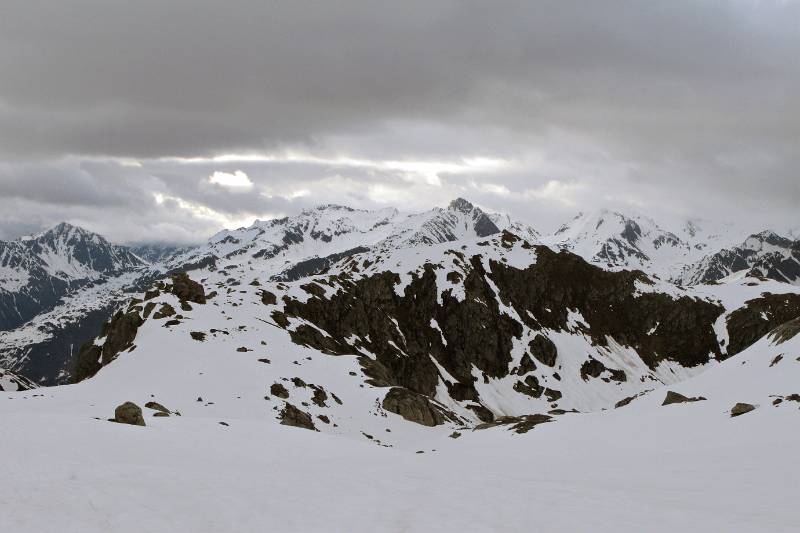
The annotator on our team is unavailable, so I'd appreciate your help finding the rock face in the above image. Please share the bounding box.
[661,391,706,406]
[114,402,146,426]
[276,241,724,422]
[730,402,756,417]
[382,387,454,427]
[279,403,316,430]
[726,293,800,355]
[74,309,144,382]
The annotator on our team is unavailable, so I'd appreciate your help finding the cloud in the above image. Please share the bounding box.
[0,1,797,241]
[208,170,253,189]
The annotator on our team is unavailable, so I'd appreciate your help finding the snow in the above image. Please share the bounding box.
[2,204,800,532]
[1,330,798,532]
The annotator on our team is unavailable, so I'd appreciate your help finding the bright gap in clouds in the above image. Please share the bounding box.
[208,170,253,189]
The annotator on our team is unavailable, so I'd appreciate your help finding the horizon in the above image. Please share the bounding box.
[3,196,796,248]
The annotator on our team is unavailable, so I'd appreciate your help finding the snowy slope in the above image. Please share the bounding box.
[0,271,798,532]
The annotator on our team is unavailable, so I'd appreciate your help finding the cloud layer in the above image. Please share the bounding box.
[0,1,797,242]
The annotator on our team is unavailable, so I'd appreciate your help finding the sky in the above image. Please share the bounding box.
[0,0,797,244]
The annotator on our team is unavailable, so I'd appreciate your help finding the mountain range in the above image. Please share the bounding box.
[1,199,798,386]
[1,198,798,531]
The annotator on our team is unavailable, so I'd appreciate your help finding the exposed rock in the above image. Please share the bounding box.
[726,293,800,355]
[465,404,495,423]
[310,386,328,407]
[382,387,453,427]
[144,401,170,414]
[770,316,800,345]
[168,272,206,304]
[152,303,176,319]
[0,369,37,391]
[662,391,707,406]
[190,331,206,341]
[74,309,144,382]
[279,403,316,430]
[114,402,145,426]
[515,353,537,375]
[475,414,552,434]
[260,290,277,305]
[270,383,289,399]
[615,389,652,408]
[730,402,757,417]
[528,334,558,367]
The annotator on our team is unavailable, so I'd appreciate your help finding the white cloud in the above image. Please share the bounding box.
[208,170,253,189]
[524,180,585,206]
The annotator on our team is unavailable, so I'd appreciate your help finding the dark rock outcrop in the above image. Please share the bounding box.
[270,383,289,399]
[279,403,316,430]
[382,387,454,427]
[528,334,558,367]
[74,309,144,382]
[726,293,800,355]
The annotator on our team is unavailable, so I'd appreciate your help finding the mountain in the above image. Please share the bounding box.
[129,243,190,263]
[543,209,766,285]
[1,225,798,531]
[0,200,524,385]
[678,230,800,286]
[544,209,705,280]
[0,222,146,332]
[165,198,514,280]
[73,228,800,423]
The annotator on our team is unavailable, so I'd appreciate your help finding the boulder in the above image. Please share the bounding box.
[114,402,145,426]
[730,402,756,417]
[144,401,170,414]
[662,391,707,406]
[528,334,558,367]
[270,383,289,399]
[382,387,449,427]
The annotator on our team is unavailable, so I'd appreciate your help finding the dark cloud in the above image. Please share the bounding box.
[0,1,797,241]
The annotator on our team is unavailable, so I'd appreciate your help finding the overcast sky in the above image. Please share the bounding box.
[0,0,797,244]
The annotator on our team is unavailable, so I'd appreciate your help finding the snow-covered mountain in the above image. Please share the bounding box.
[0,200,530,384]
[678,230,800,286]
[542,208,767,285]
[1,226,798,531]
[0,223,146,332]
[166,198,516,278]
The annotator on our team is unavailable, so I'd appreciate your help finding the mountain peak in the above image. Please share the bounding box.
[33,222,99,241]
[447,198,478,214]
